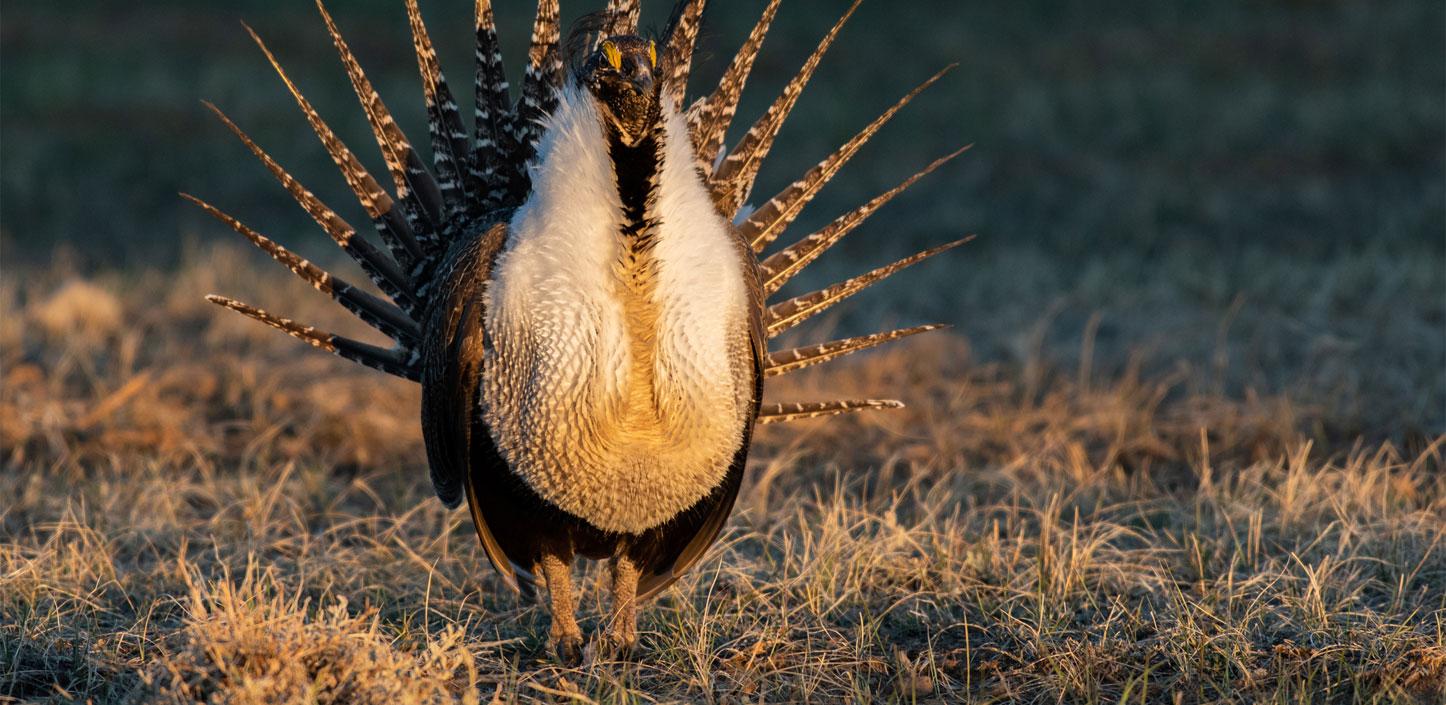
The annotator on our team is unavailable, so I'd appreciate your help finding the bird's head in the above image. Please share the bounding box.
[580,36,660,146]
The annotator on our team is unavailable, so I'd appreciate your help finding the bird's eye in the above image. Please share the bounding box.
[602,41,622,71]
[648,40,657,68]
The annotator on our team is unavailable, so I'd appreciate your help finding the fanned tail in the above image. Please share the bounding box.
[200,1,972,424]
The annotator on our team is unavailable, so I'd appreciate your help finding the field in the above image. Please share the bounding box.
[2,0,1444,703]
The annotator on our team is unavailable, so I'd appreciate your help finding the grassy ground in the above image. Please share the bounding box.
[2,0,1444,702]
[2,253,1443,703]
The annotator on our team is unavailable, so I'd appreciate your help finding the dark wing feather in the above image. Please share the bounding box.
[421,223,506,505]
[420,223,517,586]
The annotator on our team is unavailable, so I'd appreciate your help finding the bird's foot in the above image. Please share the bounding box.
[551,629,584,666]
[601,626,637,660]
[598,618,639,661]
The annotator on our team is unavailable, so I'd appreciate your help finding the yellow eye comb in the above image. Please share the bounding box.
[602,41,622,70]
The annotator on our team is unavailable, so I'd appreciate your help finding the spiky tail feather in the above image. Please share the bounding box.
[316,0,446,249]
[688,0,781,173]
[406,0,475,214]
[184,195,420,345]
[742,67,959,253]
[756,399,905,424]
[758,147,970,295]
[660,0,706,108]
[201,101,416,311]
[207,296,419,381]
[765,238,972,338]
[200,0,971,425]
[764,324,946,377]
[515,0,563,169]
[473,0,518,210]
[242,23,424,277]
[709,0,864,216]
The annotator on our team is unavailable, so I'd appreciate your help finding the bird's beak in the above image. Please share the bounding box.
[630,70,655,96]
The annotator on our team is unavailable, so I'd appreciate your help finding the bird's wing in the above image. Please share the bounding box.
[419,222,521,590]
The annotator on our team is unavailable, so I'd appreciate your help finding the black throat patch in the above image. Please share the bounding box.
[608,123,664,257]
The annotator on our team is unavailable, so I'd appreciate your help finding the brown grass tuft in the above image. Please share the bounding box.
[30,279,123,344]
[144,560,481,705]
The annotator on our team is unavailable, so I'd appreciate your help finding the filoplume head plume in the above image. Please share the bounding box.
[192,0,969,662]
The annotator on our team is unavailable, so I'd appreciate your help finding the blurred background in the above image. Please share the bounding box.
[3,0,1443,434]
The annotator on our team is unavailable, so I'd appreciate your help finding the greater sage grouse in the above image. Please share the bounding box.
[194,0,966,661]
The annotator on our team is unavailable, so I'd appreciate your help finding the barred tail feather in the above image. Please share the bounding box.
[756,399,904,424]
[202,102,416,310]
[764,238,971,338]
[605,0,641,34]
[406,0,475,212]
[183,194,421,344]
[316,0,445,247]
[515,0,563,166]
[473,0,518,209]
[687,0,781,174]
[709,0,864,216]
[242,23,424,271]
[742,66,958,252]
[206,296,420,381]
[758,147,970,294]
[764,324,946,377]
[661,0,706,108]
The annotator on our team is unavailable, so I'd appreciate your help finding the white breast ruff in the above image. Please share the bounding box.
[482,85,751,534]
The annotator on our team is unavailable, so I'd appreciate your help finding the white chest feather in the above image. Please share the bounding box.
[481,85,752,534]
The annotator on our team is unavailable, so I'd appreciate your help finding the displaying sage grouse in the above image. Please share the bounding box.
[193,0,966,661]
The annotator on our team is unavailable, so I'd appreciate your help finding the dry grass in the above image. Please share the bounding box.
[2,249,1443,704]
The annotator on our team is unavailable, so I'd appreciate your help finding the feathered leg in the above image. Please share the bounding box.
[538,552,582,665]
[604,554,640,656]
